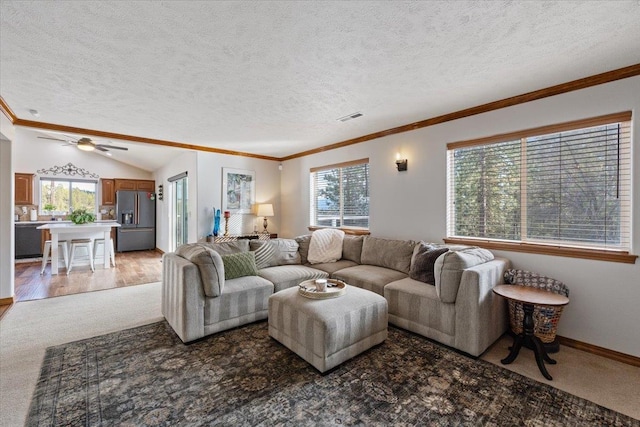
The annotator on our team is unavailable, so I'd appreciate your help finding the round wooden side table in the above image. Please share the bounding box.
[493,284,569,380]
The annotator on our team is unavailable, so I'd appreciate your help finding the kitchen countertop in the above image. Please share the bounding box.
[15,220,118,225]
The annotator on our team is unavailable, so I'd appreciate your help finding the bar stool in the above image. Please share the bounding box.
[93,238,116,267]
[67,238,95,274]
[41,240,69,274]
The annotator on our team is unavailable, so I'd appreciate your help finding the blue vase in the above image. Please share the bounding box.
[213,209,221,236]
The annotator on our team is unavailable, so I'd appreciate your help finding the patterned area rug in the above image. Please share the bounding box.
[27,321,638,426]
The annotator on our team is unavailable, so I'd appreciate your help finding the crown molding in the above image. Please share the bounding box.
[3,63,639,162]
[0,96,17,122]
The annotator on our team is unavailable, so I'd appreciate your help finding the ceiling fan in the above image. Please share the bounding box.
[38,136,128,152]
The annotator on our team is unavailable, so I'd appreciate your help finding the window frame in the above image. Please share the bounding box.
[446,112,637,264]
[38,177,98,215]
[309,158,370,231]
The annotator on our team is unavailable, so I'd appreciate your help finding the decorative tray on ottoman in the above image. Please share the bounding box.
[298,279,347,299]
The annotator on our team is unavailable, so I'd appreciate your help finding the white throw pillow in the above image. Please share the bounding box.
[307,229,345,264]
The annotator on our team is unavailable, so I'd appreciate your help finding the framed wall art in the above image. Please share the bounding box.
[222,168,255,214]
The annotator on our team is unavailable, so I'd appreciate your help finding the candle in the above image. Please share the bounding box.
[224,211,230,218]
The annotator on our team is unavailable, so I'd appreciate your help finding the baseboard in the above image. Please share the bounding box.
[155,247,164,255]
[0,296,14,306]
[558,336,640,367]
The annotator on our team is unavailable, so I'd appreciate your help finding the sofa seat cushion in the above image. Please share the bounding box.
[204,275,273,326]
[384,277,455,336]
[306,259,357,275]
[258,265,328,293]
[332,265,407,296]
[175,243,225,297]
[360,236,416,274]
[435,247,494,303]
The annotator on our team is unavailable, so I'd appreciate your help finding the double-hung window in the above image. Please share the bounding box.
[446,112,633,261]
[310,158,370,229]
[39,178,98,215]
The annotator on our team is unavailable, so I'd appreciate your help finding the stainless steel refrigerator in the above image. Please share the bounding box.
[116,190,156,251]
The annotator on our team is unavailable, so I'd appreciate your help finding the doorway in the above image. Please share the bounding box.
[169,172,188,251]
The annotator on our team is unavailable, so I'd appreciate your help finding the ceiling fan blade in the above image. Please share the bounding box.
[95,146,109,152]
[96,144,128,151]
[38,136,70,142]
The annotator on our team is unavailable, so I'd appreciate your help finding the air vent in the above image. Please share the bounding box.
[337,112,363,122]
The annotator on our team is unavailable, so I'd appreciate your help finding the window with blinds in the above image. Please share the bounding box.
[447,112,632,251]
[310,158,370,229]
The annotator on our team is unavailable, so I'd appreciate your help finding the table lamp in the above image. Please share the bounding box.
[256,204,274,234]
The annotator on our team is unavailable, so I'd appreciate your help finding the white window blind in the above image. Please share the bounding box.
[447,112,631,251]
[310,158,370,229]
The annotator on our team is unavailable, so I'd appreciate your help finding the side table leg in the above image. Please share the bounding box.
[532,336,554,380]
[501,334,523,365]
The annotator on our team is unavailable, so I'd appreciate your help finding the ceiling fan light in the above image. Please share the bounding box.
[77,143,95,151]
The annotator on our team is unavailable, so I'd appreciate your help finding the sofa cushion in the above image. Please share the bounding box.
[205,240,250,256]
[342,235,364,264]
[434,247,494,303]
[409,243,449,284]
[258,265,328,293]
[295,235,312,265]
[384,277,456,337]
[360,236,416,274]
[308,229,345,264]
[249,240,277,269]
[332,265,407,296]
[221,251,258,280]
[270,239,301,265]
[175,244,225,297]
[306,259,358,275]
[203,275,273,327]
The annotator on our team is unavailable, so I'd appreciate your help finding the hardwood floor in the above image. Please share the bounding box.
[13,250,163,302]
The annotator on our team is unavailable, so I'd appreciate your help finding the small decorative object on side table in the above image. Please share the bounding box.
[493,284,569,380]
[223,211,230,236]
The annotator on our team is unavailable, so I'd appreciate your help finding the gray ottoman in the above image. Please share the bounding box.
[268,284,388,373]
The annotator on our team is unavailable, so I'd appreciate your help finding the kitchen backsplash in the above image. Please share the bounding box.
[14,205,116,222]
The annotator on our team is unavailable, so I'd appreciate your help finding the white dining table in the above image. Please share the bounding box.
[37,222,121,274]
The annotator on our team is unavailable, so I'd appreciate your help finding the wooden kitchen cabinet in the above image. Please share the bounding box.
[101,179,116,205]
[114,179,155,192]
[15,173,34,205]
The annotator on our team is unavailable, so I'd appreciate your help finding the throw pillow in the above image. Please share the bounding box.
[342,235,364,264]
[270,239,301,265]
[307,229,345,264]
[294,235,312,265]
[409,243,449,284]
[221,251,258,280]
[249,240,277,269]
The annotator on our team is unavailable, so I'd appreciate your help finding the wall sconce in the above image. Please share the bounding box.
[395,153,408,171]
[157,185,164,200]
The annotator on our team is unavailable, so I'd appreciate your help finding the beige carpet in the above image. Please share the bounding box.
[1,282,638,425]
[0,283,163,427]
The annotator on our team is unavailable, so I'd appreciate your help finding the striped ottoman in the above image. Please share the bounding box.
[268,284,388,373]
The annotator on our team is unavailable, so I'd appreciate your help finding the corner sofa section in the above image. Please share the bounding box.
[162,235,510,357]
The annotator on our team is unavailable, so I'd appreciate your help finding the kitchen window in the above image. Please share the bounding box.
[446,112,635,263]
[39,178,97,215]
[310,158,370,230]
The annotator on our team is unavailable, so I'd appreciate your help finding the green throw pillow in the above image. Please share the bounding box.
[221,252,258,280]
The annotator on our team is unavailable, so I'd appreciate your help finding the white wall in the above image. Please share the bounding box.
[196,152,280,241]
[152,151,280,253]
[14,128,152,180]
[281,76,640,358]
[0,128,15,300]
[153,150,199,253]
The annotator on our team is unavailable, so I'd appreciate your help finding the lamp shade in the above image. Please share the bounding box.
[256,203,274,217]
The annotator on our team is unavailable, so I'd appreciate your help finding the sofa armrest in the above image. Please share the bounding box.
[162,253,206,343]
[453,257,511,356]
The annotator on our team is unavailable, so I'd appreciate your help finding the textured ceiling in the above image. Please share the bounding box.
[2,1,640,167]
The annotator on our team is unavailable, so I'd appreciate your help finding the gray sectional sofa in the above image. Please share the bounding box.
[162,234,510,356]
